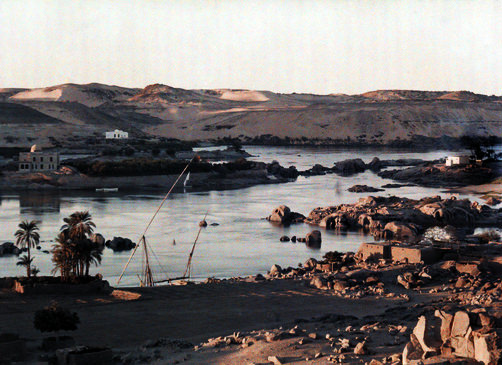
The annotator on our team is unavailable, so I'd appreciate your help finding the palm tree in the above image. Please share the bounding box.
[14,220,40,278]
[61,211,95,241]
[53,212,102,279]
[16,255,33,277]
[78,239,103,276]
[51,232,73,281]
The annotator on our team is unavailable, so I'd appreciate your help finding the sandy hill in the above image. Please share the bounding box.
[1,83,502,147]
[10,83,140,107]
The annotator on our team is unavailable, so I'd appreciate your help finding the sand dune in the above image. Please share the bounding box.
[2,83,502,147]
[10,83,139,107]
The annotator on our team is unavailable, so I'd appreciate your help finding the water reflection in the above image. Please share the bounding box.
[19,192,61,214]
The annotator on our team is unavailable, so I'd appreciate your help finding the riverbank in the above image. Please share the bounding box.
[2,233,502,364]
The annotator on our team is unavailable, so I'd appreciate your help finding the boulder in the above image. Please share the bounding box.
[435,310,454,342]
[451,311,471,338]
[348,185,384,193]
[354,341,368,355]
[303,258,318,270]
[0,242,20,256]
[105,237,136,252]
[333,158,367,175]
[473,331,501,364]
[368,157,382,171]
[269,264,282,276]
[412,316,441,355]
[279,236,290,242]
[267,205,291,224]
[383,222,419,242]
[305,230,322,247]
[199,220,208,227]
[402,333,424,365]
[267,205,305,225]
[310,276,328,290]
[90,234,105,249]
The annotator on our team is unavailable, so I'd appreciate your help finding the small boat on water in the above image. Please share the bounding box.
[183,172,191,187]
[95,188,119,192]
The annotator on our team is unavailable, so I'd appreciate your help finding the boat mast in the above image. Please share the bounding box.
[116,156,195,286]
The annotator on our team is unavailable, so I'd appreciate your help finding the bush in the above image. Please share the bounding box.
[34,303,80,333]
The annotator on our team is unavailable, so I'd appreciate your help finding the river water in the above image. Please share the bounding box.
[0,146,490,287]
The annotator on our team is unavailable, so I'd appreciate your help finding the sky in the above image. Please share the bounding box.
[1,0,502,95]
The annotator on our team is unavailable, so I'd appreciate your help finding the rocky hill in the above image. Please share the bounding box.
[1,83,502,147]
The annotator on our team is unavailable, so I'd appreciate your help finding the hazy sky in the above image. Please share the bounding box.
[1,0,502,94]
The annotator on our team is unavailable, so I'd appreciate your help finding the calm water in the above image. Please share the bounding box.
[0,146,488,287]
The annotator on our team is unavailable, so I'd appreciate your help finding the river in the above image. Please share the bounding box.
[0,146,492,286]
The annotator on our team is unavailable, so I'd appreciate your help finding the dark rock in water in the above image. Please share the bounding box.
[91,233,106,249]
[279,236,290,242]
[105,237,136,252]
[36,246,41,250]
[368,157,382,171]
[267,160,299,179]
[210,223,220,226]
[291,236,297,243]
[301,164,332,176]
[0,242,20,256]
[199,220,208,227]
[267,205,306,225]
[382,183,415,188]
[42,250,50,254]
[333,158,367,175]
[348,185,385,193]
[306,230,322,247]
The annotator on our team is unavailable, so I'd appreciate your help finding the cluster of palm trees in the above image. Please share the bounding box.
[14,211,103,281]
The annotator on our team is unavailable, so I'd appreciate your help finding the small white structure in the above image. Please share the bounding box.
[445,155,470,167]
[105,129,129,139]
[19,145,60,172]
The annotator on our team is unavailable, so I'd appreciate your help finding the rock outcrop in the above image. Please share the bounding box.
[266,206,306,225]
[348,185,385,193]
[0,242,20,256]
[305,195,501,242]
[105,237,136,252]
[403,310,501,364]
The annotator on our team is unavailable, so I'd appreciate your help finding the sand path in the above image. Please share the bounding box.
[0,279,395,349]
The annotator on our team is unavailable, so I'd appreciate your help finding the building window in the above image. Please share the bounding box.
[33,157,36,162]
[41,157,44,162]
[40,164,44,169]
[50,157,53,162]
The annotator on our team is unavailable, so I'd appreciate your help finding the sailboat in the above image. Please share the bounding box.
[117,156,206,287]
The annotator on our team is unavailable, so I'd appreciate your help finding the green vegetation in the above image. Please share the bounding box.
[66,157,258,177]
[52,211,103,281]
[14,220,40,278]
[461,135,501,161]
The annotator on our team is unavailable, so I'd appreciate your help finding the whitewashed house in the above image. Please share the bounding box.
[445,155,470,167]
[105,129,129,139]
[19,145,60,172]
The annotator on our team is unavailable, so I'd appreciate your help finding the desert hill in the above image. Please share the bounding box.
[2,83,502,147]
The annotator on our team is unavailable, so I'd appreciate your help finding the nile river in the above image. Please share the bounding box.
[0,146,492,286]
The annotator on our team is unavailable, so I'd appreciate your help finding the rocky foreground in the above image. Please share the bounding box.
[0,196,501,364]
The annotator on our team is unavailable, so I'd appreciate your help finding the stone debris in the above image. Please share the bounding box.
[403,310,501,364]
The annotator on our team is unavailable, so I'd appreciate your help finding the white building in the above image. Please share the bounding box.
[19,145,60,172]
[445,155,470,167]
[105,129,129,139]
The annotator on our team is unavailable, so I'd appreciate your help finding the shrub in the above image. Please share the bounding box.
[34,303,80,333]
